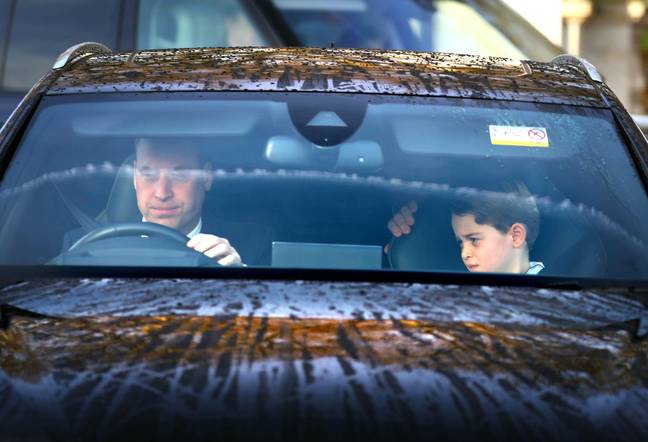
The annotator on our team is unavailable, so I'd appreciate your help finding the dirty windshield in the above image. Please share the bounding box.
[0,92,647,280]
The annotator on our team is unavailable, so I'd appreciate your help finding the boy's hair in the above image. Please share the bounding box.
[451,181,540,248]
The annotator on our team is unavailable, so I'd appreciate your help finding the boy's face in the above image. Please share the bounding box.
[451,213,522,273]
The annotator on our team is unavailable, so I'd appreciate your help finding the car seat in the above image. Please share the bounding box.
[95,154,140,224]
[531,207,607,277]
[387,205,464,272]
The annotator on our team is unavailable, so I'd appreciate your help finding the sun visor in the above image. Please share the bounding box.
[68,100,275,136]
[384,102,614,159]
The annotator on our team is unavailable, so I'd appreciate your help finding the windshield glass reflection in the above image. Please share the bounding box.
[0,92,646,281]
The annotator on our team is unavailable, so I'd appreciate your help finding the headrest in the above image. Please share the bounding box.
[388,206,464,272]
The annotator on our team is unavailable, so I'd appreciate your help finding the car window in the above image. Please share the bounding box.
[270,0,534,59]
[136,0,269,49]
[0,1,14,87]
[2,0,120,92]
[411,1,525,59]
[0,92,647,281]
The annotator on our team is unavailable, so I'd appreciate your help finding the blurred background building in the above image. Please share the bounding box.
[2,0,648,119]
[503,0,648,113]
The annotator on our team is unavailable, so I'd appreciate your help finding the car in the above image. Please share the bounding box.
[0,43,647,441]
[0,0,562,124]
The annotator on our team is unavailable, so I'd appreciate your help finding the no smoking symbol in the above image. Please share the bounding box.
[528,128,546,141]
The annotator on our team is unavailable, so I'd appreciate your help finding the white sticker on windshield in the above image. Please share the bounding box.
[489,125,549,148]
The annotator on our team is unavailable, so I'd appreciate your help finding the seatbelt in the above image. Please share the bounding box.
[53,183,100,232]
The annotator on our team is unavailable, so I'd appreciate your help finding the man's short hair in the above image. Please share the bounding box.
[134,137,208,164]
[451,181,540,248]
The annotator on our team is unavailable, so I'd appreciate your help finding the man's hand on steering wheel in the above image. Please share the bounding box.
[186,234,242,266]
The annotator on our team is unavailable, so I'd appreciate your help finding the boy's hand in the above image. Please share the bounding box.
[387,201,418,237]
[384,201,418,254]
[186,234,242,266]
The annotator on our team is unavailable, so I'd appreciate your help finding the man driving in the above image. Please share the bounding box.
[132,137,242,266]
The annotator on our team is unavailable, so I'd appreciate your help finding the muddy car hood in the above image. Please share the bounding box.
[1,278,648,441]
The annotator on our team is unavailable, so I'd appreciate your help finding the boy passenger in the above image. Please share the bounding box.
[450,182,543,274]
[388,182,544,274]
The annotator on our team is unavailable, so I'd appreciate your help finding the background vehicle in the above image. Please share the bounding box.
[0,44,647,440]
[0,0,561,124]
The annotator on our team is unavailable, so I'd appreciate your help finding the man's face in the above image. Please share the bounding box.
[133,140,212,235]
[451,213,517,273]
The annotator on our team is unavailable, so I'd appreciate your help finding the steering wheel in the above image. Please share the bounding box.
[69,222,190,251]
[51,222,222,267]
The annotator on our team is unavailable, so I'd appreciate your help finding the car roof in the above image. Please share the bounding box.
[47,47,605,107]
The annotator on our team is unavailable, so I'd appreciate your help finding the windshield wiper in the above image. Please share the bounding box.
[597,314,648,342]
[544,280,586,290]
[545,280,648,294]
[0,303,55,329]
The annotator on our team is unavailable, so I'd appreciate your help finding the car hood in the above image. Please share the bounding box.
[1,278,648,440]
[1,277,647,326]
